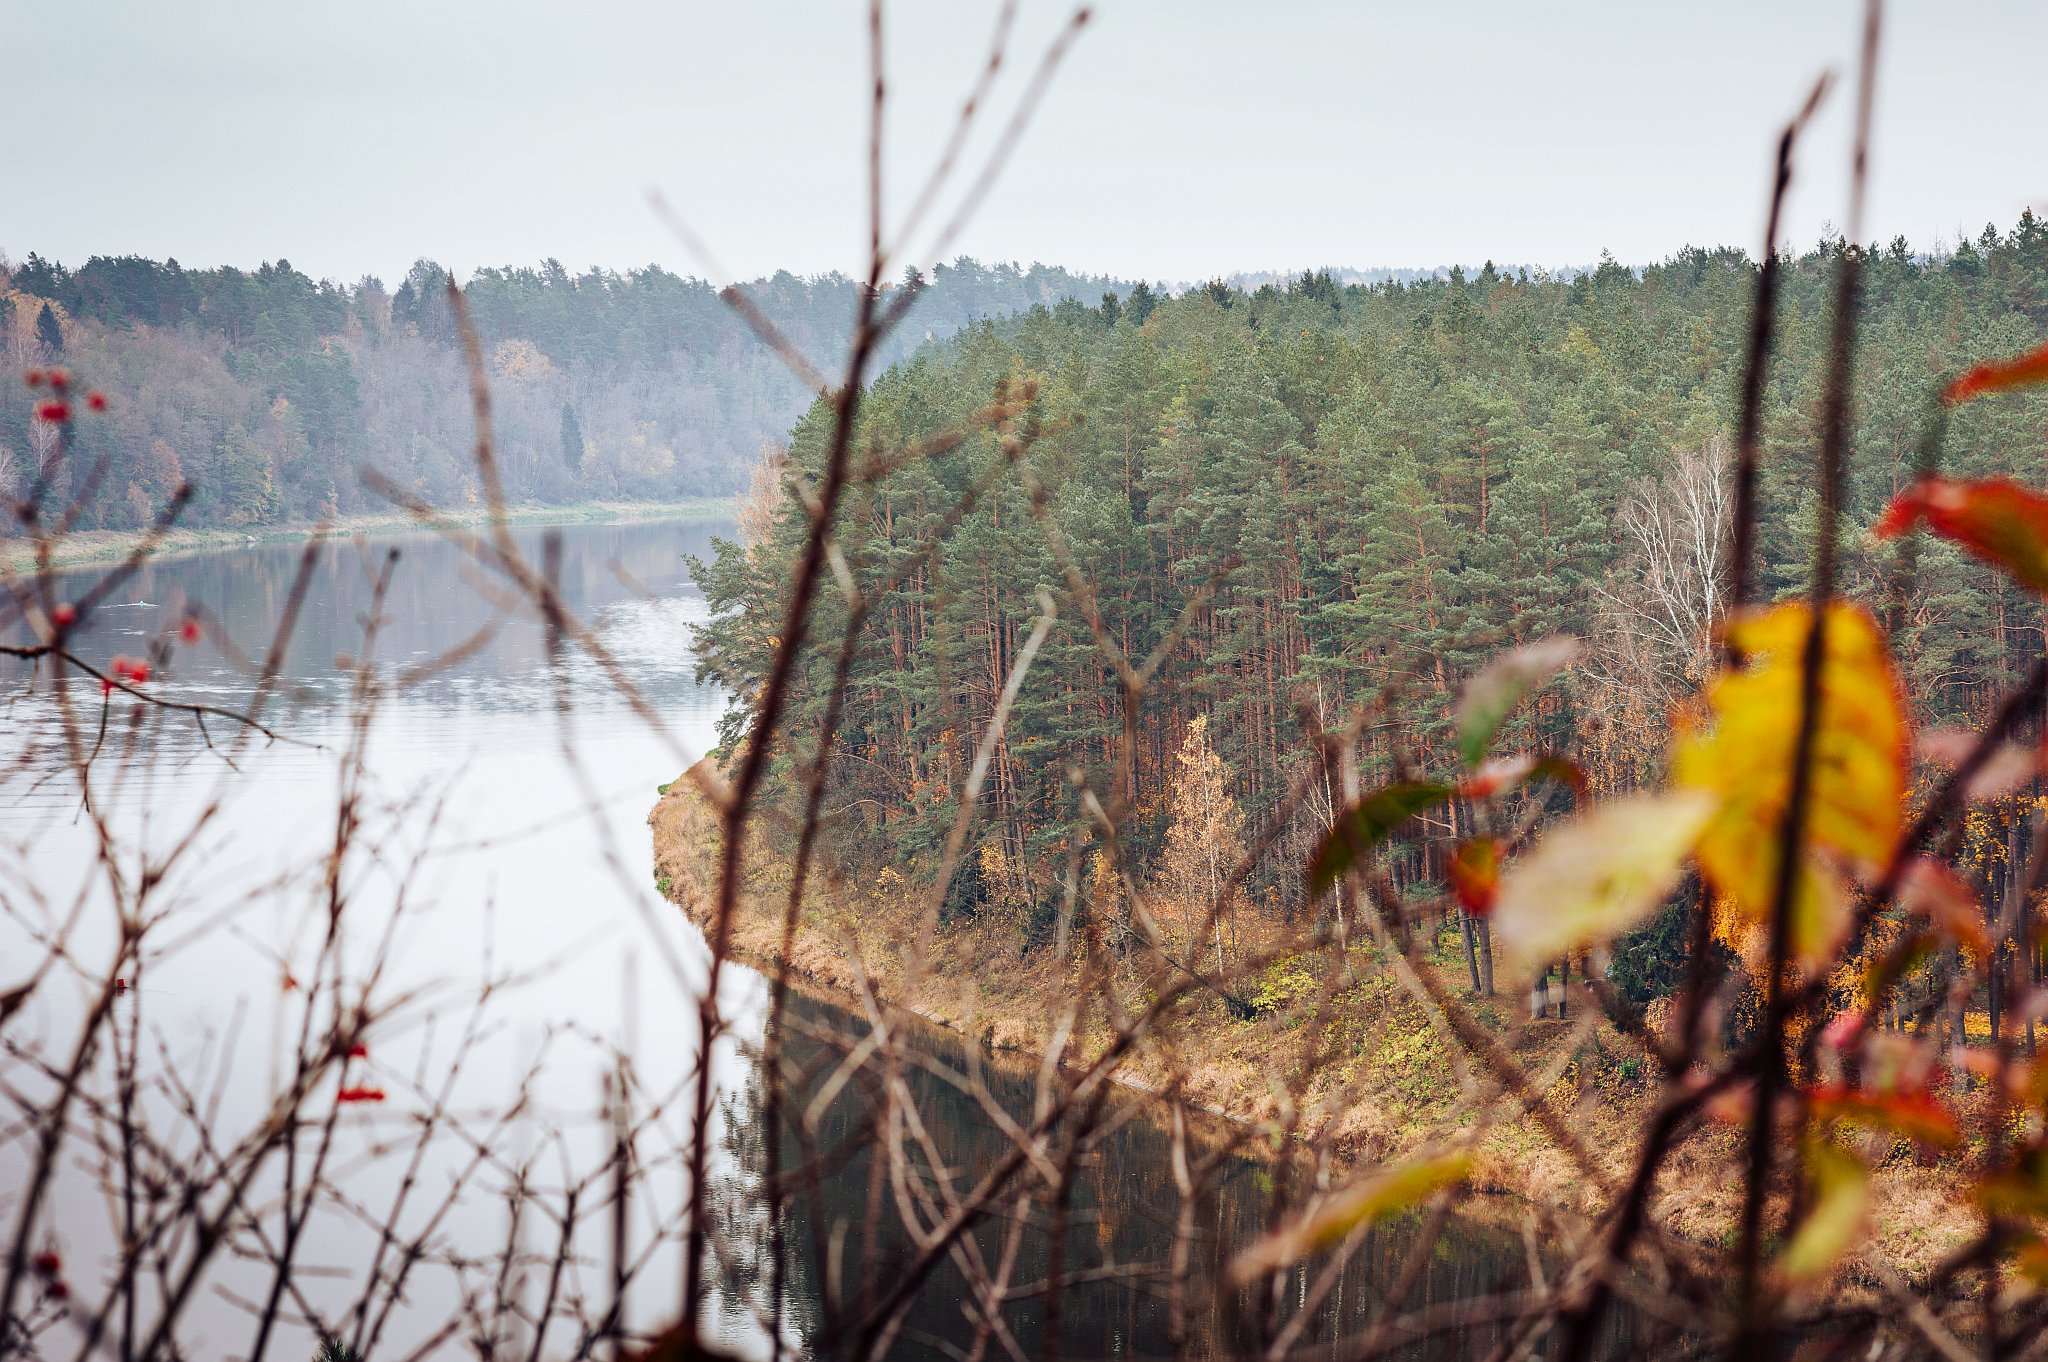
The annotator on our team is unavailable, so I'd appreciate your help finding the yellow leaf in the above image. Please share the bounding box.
[1226,1152,1471,1283]
[1779,1142,1869,1282]
[1672,602,1908,971]
[1489,791,1716,980]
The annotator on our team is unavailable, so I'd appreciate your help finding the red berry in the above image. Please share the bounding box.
[31,1251,60,1276]
[36,401,70,423]
[180,617,202,644]
[46,368,68,391]
[348,1042,369,1059]
[47,1280,69,1302]
[126,660,150,683]
[113,979,128,994]
[51,603,76,628]
[24,367,43,388]
[86,391,108,412]
[337,1086,387,1104]
[101,678,115,697]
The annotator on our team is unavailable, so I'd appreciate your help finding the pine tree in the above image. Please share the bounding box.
[560,404,585,468]
[211,425,282,526]
[35,302,62,355]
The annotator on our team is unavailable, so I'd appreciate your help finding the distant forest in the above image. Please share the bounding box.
[694,216,2048,933]
[0,253,1132,528]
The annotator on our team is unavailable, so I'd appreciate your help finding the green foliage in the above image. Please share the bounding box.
[693,220,2048,945]
[313,1340,361,1362]
[1019,886,1064,955]
[34,301,62,353]
[209,425,283,527]
[1607,897,1701,1006]
[0,252,1134,530]
[560,403,585,468]
[1245,955,1318,1017]
[1309,783,1454,893]
[939,851,989,927]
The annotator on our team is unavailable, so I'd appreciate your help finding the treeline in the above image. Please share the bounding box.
[694,216,2048,937]
[0,252,1133,528]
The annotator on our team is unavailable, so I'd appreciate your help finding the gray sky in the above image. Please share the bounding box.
[6,0,2044,285]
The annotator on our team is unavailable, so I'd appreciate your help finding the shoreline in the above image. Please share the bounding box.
[648,762,1653,1218]
[648,760,1973,1294]
[1,497,735,574]
[645,768,1733,1286]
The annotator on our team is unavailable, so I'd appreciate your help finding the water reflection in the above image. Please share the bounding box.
[709,993,1649,1360]
[2,518,1648,1360]
[6,518,727,713]
[1,516,748,1358]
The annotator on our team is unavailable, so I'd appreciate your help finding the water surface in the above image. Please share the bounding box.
[1,517,1644,1359]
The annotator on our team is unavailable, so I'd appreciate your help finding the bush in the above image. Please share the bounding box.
[1018,884,1068,955]
[939,849,988,926]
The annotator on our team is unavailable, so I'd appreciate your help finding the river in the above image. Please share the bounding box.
[0,516,1641,1360]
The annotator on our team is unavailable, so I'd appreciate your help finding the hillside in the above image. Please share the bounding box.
[0,252,1134,530]
[690,217,2048,972]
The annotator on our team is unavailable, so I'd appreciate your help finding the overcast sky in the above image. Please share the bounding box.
[6,0,2043,287]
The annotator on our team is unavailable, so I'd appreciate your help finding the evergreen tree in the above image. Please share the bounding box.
[560,403,585,468]
[694,217,2048,929]
[35,302,62,354]
[210,426,282,526]
[1123,280,1158,327]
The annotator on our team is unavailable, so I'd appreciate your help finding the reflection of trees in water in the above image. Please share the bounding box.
[3,518,730,710]
[713,992,1630,1361]
[706,1057,822,1354]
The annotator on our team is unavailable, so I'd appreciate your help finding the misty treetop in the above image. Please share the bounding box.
[0,251,1134,529]
[692,216,2048,925]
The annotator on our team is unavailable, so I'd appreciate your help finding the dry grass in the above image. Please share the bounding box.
[649,762,1979,1297]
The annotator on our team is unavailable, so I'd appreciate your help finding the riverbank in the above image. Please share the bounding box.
[1,497,733,573]
[649,763,1979,1291]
